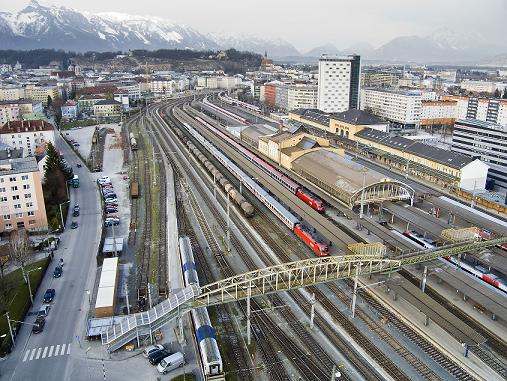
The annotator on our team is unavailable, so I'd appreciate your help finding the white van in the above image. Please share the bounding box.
[156,352,184,374]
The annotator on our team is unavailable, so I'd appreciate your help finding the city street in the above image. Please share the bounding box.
[1,133,102,381]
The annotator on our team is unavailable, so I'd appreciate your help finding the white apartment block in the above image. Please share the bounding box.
[0,87,25,101]
[197,76,241,90]
[460,80,496,94]
[0,120,55,157]
[150,78,175,95]
[0,102,20,126]
[441,96,507,127]
[287,85,318,110]
[0,156,48,233]
[317,55,361,113]
[360,88,422,132]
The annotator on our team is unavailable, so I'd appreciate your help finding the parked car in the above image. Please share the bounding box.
[97,176,111,185]
[37,304,50,318]
[104,193,117,199]
[73,204,80,212]
[53,266,62,278]
[32,317,45,334]
[105,210,118,215]
[104,201,118,206]
[143,344,164,358]
[104,218,120,227]
[71,221,78,229]
[149,349,171,366]
[73,210,80,217]
[43,289,55,303]
[104,198,118,204]
[76,163,82,168]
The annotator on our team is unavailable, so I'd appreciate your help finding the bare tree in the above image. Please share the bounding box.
[9,229,32,284]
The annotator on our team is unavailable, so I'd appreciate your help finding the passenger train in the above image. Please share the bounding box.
[193,114,325,213]
[179,237,224,378]
[217,92,262,113]
[403,230,507,293]
[202,98,249,124]
[178,118,330,256]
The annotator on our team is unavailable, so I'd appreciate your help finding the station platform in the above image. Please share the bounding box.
[384,201,447,238]
[472,248,507,275]
[429,262,507,322]
[429,196,507,237]
[365,272,504,381]
[388,275,485,346]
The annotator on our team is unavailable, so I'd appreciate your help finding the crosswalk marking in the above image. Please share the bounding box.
[21,343,72,363]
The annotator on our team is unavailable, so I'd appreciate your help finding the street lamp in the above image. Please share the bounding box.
[59,200,71,231]
[27,267,42,304]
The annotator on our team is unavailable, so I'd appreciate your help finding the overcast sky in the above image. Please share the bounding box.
[2,0,506,51]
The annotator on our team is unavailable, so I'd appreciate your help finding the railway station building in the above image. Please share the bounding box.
[288,108,489,192]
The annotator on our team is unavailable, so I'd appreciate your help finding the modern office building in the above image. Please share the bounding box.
[317,55,361,113]
[451,119,507,191]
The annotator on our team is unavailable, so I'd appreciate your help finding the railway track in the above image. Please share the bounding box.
[149,100,254,381]
[166,104,365,381]
[181,102,489,381]
[401,269,507,379]
[157,101,346,380]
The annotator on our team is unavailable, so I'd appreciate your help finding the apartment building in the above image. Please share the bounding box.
[287,85,318,110]
[93,100,122,118]
[0,87,25,101]
[24,85,60,106]
[0,102,20,125]
[460,80,496,94]
[150,77,175,95]
[441,95,507,126]
[360,71,400,88]
[420,100,457,128]
[452,119,507,191]
[0,156,48,233]
[360,88,422,133]
[78,95,106,114]
[0,120,55,157]
[317,54,361,113]
[117,83,141,101]
[61,100,79,120]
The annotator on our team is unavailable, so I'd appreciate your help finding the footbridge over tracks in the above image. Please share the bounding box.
[101,237,507,352]
[101,254,400,352]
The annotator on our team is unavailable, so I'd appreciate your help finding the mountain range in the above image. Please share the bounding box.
[0,1,506,65]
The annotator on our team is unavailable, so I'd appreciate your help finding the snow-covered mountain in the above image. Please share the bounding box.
[0,0,301,55]
[1,1,505,64]
[0,1,220,51]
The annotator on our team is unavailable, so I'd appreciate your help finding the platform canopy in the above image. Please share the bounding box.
[292,150,414,208]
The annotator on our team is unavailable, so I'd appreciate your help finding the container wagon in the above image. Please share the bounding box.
[130,181,139,198]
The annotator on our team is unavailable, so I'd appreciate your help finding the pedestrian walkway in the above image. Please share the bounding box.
[22,342,72,362]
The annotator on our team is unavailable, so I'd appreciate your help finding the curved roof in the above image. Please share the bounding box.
[291,150,413,207]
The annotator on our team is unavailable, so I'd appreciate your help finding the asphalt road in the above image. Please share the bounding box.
[2,133,102,381]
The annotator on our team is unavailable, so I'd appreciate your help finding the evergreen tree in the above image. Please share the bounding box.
[494,89,501,98]
[503,89,507,99]
[44,142,73,181]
